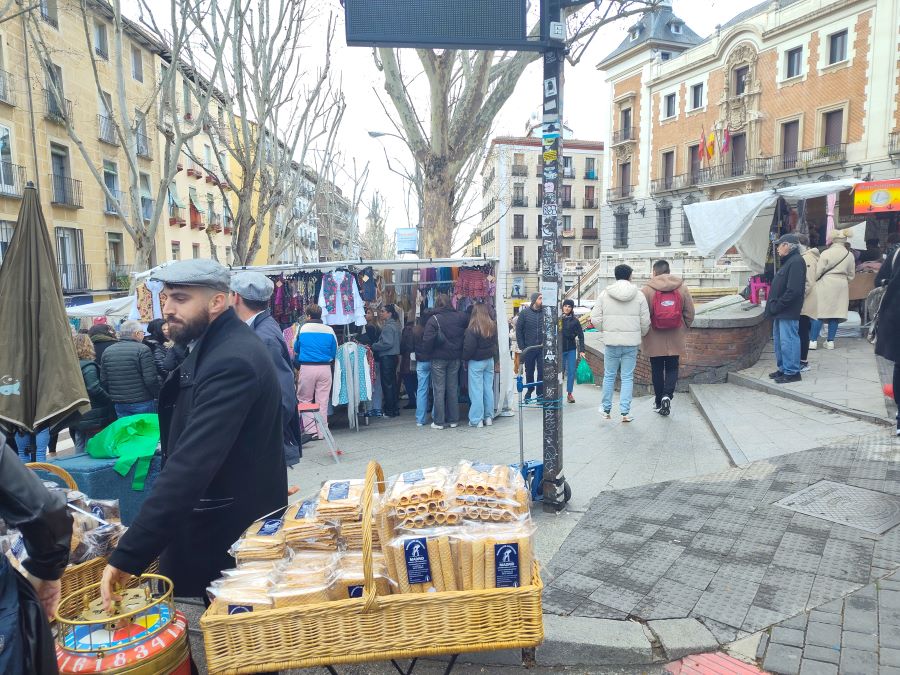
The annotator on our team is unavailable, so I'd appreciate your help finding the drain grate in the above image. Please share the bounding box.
[775,480,900,534]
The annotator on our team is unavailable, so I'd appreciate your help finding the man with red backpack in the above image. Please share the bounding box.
[641,259,695,417]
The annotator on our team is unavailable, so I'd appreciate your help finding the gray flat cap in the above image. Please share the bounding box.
[150,259,230,291]
[230,271,274,302]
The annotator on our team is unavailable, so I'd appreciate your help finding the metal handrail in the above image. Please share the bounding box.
[98,114,118,145]
[612,127,637,144]
[0,162,26,197]
[50,175,83,208]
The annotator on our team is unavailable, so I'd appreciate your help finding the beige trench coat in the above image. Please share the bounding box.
[801,248,820,319]
[815,244,855,320]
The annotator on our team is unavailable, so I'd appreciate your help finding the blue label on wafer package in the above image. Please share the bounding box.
[227,605,253,614]
[348,585,364,598]
[472,462,494,473]
[402,469,424,483]
[327,481,350,500]
[257,519,283,536]
[495,543,520,588]
[404,537,431,584]
[295,499,314,519]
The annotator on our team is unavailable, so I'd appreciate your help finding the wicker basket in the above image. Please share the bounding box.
[200,460,544,674]
[24,463,159,599]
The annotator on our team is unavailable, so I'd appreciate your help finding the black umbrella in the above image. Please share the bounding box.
[0,182,87,432]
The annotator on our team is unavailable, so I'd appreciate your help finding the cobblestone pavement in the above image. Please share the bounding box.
[758,569,900,675]
[544,432,900,647]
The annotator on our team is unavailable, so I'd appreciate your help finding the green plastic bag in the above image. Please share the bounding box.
[86,414,160,491]
[575,357,594,385]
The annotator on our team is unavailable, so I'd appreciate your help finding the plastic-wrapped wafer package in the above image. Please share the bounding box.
[452,461,530,524]
[282,498,339,551]
[316,479,366,522]
[229,518,287,564]
[206,572,274,614]
[456,519,536,590]
[383,467,458,531]
[331,551,394,599]
[385,529,462,594]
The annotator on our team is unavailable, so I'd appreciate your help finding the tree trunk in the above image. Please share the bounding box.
[422,169,454,257]
[133,232,154,273]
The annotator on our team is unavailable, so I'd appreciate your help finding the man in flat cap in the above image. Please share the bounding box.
[231,270,301,468]
[765,233,807,383]
[101,259,288,610]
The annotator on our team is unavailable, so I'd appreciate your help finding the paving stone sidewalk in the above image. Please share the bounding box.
[544,431,900,649]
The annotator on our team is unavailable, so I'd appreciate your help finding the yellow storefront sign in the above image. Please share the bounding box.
[854,179,900,214]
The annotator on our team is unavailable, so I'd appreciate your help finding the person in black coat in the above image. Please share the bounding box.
[875,239,900,436]
[515,293,544,399]
[88,323,118,363]
[231,271,302,467]
[142,318,171,383]
[561,299,586,403]
[102,259,287,609]
[422,294,468,429]
[765,233,807,383]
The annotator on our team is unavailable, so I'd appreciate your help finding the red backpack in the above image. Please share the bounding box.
[651,289,683,330]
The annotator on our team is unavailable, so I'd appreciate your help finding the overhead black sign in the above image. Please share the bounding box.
[344,0,529,51]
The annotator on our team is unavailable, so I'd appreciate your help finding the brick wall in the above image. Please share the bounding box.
[584,320,772,395]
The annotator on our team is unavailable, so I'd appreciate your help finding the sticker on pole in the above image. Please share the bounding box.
[540,282,558,306]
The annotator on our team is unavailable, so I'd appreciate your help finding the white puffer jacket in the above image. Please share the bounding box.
[590,280,651,347]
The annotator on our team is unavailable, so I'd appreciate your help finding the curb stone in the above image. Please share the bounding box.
[648,618,721,660]
[536,615,654,666]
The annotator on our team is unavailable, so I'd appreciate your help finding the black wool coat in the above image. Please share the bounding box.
[876,251,900,364]
[109,308,288,597]
[765,249,807,320]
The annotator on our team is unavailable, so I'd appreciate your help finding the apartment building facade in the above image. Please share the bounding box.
[478,134,604,311]
[594,0,900,294]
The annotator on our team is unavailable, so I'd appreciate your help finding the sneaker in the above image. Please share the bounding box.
[484,418,493,426]
[470,421,484,428]
[430,423,444,430]
[768,370,784,379]
[567,393,575,403]
[621,414,634,423]
[660,396,671,417]
[800,361,810,373]
[809,341,818,351]
[826,341,835,350]
[602,410,612,420]
[775,373,802,383]
[416,423,424,427]
[449,423,459,428]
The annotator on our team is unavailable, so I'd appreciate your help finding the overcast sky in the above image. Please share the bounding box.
[324,0,765,250]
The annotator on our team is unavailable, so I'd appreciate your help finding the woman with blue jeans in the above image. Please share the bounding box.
[413,313,433,426]
[15,428,50,463]
[462,304,499,428]
[561,299,586,403]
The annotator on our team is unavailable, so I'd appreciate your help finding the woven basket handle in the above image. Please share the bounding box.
[361,460,386,612]
[27,462,79,490]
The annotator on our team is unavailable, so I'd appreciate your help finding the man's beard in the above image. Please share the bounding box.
[167,309,211,346]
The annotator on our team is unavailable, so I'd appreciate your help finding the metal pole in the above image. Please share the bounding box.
[540,0,566,511]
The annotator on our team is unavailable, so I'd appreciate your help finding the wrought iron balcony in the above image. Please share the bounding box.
[98,114,118,145]
[562,229,576,238]
[607,184,634,202]
[511,196,528,207]
[696,158,769,185]
[612,127,637,145]
[44,90,72,124]
[57,263,91,293]
[168,202,186,226]
[561,199,574,208]
[583,170,598,180]
[583,198,598,209]
[208,211,222,232]
[50,175,83,208]
[512,262,529,272]
[563,167,575,179]
[511,164,528,177]
[891,132,900,157]
[651,173,697,194]
[582,228,598,239]
[136,132,151,159]
[768,144,848,172]
[108,264,133,290]
[512,228,528,239]
[0,162,26,198]
[0,69,15,106]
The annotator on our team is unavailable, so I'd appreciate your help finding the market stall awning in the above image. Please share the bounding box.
[65,295,136,319]
[684,178,860,272]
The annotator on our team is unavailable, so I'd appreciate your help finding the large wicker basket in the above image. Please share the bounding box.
[25,462,158,599]
[200,460,544,674]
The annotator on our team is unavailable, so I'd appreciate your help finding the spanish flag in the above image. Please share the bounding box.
[706,132,716,159]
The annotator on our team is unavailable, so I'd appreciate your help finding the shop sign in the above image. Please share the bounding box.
[395,228,419,254]
[854,179,900,214]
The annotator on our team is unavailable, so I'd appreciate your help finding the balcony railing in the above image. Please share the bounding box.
[168,202,186,226]
[0,162,26,198]
[104,188,121,214]
[562,229,575,238]
[44,90,72,124]
[136,132,151,159]
[607,184,634,201]
[224,216,233,234]
[561,199,574,208]
[512,262,528,272]
[98,114,118,145]
[50,175,83,208]
[511,196,528,207]
[186,159,202,178]
[208,211,222,232]
[582,228,598,239]
[584,170,598,180]
[583,198,598,209]
[0,69,14,106]
[767,143,848,172]
[612,127,637,145]
[189,205,204,229]
[57,263,91,293]
[511,164,528,177]
[696,158,769,185]
[108,264,132,291]
[563,167,575,179]
[650,173,697,194]
[891,132,900,156]
[512,228,527,239]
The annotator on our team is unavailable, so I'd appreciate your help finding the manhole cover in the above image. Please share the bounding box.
[775,480,900,534]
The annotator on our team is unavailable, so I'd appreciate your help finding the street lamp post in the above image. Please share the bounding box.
[368,129,424,256]
[575,264,584,307]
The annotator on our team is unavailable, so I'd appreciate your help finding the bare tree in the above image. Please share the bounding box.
[373,0,661,256]
[315,154,369,261]
[184,0,345,267]
[27,0,229,271]
[360,191,394,260]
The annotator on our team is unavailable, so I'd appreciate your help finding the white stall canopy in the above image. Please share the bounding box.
[684,178,860,272]
[65,295,135,319]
